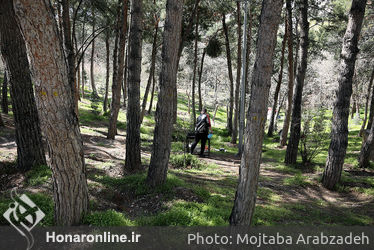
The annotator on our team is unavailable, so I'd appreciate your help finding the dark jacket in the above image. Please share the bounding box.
[195,114,211,135]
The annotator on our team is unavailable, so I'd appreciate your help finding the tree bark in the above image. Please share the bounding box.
[1,70,8,114]
[366,68,374,130]
[81,22,86,98]
[146,0,183,187]
[232,2,242,145]
[140,11,159,123]
[280,0,295,146]
[0,112,3,127]
[0,0,47,170]
[90,6,98,98]
[108,0,128,140]
[191,8,200,127]
[229,0,283,225]
[284,0,309,164]
[268,16,288,137]
[222,14,234,136]
[103,31,110,113]
[13,0,88,225]
[122,45,129,108]
[322,0,367,190]
[125,0,143,171]
[359,67,374,136]
[147,69,155,114]
[359,114,374,168]
[198,49,206,112]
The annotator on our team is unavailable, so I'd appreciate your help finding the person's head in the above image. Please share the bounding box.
[201,108,207,114]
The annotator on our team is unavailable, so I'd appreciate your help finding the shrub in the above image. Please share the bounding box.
[169,154,204,169]
[299,108,329,164]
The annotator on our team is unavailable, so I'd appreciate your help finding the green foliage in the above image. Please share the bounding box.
[299,109,330,164]
[25,165,52,186]
[83,210,133,226]
[169,154,204,169]
[206,37,222,58]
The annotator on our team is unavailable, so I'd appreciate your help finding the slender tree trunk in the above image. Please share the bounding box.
[122,46,128,109]
[13,0,88,225]
[359,114,374,168]
[148,70,155,114]
[229,0,283,225]
[222,14,234,136]
[322,0,367,190]
[232,2,242,144]
[198,49,206,112]
[268,17,288,137]
[0,112,3,126]
[140,12,159,123]
[146,0,183,187]
[280,0,295,146]
[366,68,374,130]
[90,7,98,98]
[275,93,286,131]
[360,68,374,136]
[103,32,110,113]
[284,0,309,164]
[244,7,253,96]
[125,0,143,171]
[1,71,8,114]
[108,0,128,139]
[0,2,46,170]
[81,22,85,98]
[62,0,77,114]
[191,8,200,126]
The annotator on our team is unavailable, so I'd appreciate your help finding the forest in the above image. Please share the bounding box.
[0,0,373,231]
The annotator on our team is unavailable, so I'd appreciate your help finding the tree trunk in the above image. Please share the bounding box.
[280,0,295,146]
[191,8,200,126]
[125,0,143,171]
[90,7,98,98]
[108,0,128,140]
[359,67,374,137]
[366,68,374,130]
[13,0,88,225]
[222,14,234,136]
[0,1,47,170]
[231,2,242,145]
[1,70,8,114]
[140,12,159,123]
[147,70,155,114]
[103,32,110,113]
[359,114,374,168]
[284,0,309,164]
[61,0,77,114]
[81,22,85,98]
[146,0,183,187]
[198,49,206,113]
[0,112,3,126]
[268,16,288,137]
[122,45,128,109]
[244,7,253,96]
[322,0,367,190]
[229,0,283,225]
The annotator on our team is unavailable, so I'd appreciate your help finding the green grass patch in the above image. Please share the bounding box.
[25,165,52,186]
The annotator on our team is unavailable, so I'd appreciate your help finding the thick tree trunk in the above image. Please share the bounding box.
[125,0,143,171]
[90,7,98,98]
[0,1,46,170]
[268,17,288,137]
[231,2,242,145]
[13,0,88,225]
[359,115,374,168]
[229,0,283,225]
[222,14,234,136]
[108,0,128,140]
[280,0,295,146]
[1,71,8,114]
[103,32,110,113]
[146,0,183,187]
[322,0,367,190]
[284,0,309,164]
[191,8,200,127]
[198,49,206,112]
[359,68,374,136]
[140,13,159,123]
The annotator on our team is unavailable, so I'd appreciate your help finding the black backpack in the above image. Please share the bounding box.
[195,114,209,134]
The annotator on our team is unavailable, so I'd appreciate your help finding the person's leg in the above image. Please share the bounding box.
[200,134,207,156]
[190,135,200,154]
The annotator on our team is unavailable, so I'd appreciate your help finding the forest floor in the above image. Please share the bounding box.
[0,96,374,226]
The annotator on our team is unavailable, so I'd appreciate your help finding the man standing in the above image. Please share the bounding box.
[191,108,212,157]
